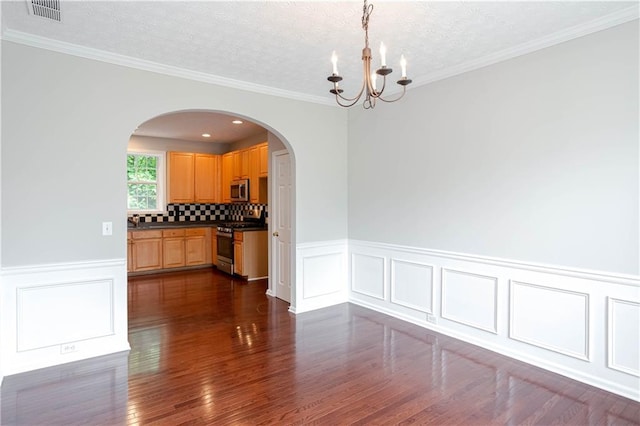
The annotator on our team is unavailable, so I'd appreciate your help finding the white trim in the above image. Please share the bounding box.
[349,240,640,287]
[1,258,126,275]
[1,29,333,106]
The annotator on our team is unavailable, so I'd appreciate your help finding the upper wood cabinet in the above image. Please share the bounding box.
[240,149,250,179]
[194,154,220,203]
[168,152,195,203]
[168,152,220,204]
[258,143,268,177]
[221,152,233,203]
[249,146,260,204]
[221,143,269,204]
[231,150,242,180]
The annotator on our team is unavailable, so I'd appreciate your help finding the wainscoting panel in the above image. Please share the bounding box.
[608,297,640,377]
[442,269,498,334]
[351,253,386,300]
[510,281,589,360]
[348,239,640,401]
[390,259,433,314]
[17,280,114,352]
[294,240,348,314]
[1,259,130,376]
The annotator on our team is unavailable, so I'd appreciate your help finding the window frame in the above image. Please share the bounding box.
[127,150,166,214]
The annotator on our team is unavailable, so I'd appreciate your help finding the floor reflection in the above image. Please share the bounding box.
[1,351,128,426]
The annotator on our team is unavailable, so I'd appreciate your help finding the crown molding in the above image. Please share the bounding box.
[1,28,334,106]
[2,4,638,105]
[411,5,640,89]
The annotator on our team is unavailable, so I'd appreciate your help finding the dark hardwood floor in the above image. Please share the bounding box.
[2,268,639,425]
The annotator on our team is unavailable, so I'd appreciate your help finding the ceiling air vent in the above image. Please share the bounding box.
[26,0,62,22]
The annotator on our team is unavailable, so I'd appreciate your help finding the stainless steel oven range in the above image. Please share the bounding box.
[216,208,265,275]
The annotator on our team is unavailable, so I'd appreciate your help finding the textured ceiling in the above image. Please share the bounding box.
[2,0,638,142]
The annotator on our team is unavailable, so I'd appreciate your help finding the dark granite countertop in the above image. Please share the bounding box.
[127,220,223,230]
[127,221,268,232]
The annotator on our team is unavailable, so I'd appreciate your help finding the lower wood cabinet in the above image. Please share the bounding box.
[163,229,186,269]
[131,230,163,272]
[185,228,208,266]
[129,227,213,274]
[233,230,267,280]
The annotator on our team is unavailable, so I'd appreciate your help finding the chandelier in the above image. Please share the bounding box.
[327,0,412,109]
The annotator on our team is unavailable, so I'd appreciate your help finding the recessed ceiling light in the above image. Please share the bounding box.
[202,133,211,138]
[232,120,243,124]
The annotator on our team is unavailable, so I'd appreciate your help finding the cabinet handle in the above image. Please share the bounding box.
[273,232,279,237]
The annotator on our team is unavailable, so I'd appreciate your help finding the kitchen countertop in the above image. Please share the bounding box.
[128,221,223,230]
[127,221,268,231]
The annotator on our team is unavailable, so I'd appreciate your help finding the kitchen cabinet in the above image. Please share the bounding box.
[129,226,213,274]
[232,150,242,180]
[258,143,268,177]
[240,149,250,179]
[194,154,220,203]
[233,230,268,280]
[185,228,208,266]
[131,230,163,272]
[234,234,244,276]
[249,146,260,204]
[162,229,186,268]
[168,152,195,203]
[221,152,233,203]
[168,152,221,204]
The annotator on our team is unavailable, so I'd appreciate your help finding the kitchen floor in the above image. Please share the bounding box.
[1,268,639,425]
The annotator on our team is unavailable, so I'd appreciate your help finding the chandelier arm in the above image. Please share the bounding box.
[369,74,388,99]
[332,78,367,103]
[376,86,408,103]
[334,91,366,108]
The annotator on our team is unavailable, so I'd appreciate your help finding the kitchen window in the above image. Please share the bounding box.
[127,151,165,213]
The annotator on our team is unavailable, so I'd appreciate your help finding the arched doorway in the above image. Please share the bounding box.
[127,109,295,305]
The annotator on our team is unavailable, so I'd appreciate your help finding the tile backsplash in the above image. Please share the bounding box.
[129,203,267,224]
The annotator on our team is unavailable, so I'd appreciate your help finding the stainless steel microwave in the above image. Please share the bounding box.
[230,179,249,202]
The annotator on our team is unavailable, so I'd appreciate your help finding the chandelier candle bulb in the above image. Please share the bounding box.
[380,42,387,67]
[331,51,339,75]
[400,55,407,78]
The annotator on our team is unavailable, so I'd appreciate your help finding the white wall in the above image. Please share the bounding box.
[0,40,348,375]
[348,21,639,276]
[1,41,348,267]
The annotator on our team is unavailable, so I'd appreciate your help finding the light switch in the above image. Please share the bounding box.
[102,222,113,236]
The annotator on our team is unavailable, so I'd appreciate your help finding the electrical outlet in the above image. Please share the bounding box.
[102,221,113,236]
[426,313,437,324]
[60,342,79,354]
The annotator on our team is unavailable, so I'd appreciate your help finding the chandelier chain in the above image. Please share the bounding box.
[362,0,373,48]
